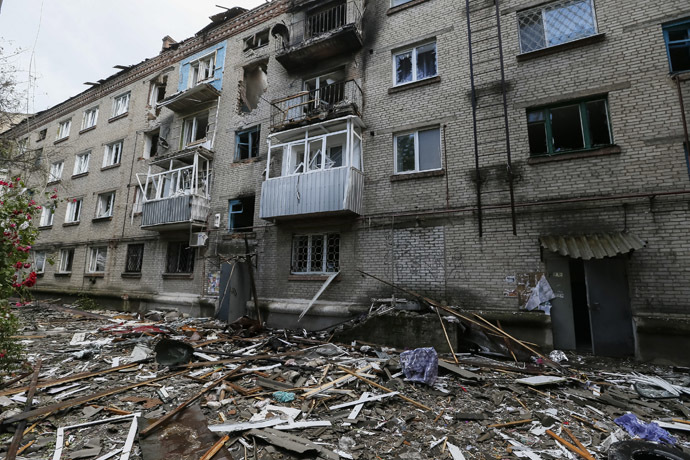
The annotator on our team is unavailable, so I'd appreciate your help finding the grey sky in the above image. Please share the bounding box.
[0,0,265,114]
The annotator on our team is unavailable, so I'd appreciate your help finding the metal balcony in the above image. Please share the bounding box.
[274,1,363,71]
[270,79,362,132]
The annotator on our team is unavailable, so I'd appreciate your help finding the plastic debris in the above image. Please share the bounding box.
[548,350,568,363]
[272,391,296,403]
[614,413,676,444]
[399,347,438,386]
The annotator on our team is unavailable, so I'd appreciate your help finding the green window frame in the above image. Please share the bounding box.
[526,97,613,156]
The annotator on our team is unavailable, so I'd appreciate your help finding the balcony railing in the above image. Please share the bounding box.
[142,195,210,228]
[270,80,362,131]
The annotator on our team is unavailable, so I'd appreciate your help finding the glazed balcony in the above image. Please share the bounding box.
[270,79,362,132]
[274,1,363,71]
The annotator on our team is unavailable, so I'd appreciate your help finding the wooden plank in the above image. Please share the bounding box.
[546,430,595,460]
[199,434,230,460]
[488,419,533,428]
[337,366,431,412]
[6,359,42,460]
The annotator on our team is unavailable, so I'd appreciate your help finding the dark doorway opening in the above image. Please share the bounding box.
[569,259,592,352]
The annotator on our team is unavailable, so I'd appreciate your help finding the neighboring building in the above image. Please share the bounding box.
[3,0,690,363]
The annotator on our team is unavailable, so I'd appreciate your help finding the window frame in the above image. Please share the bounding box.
[33,251,46,274]
[393,126,442,174]
[392,41,438,86]
[526,96,614,157]
[103,140,123,167]
[37,129,47,142]
[235,126,260,160]
[73,151,91,176]
[39,205,54,227]
[56,119,71,140]
[291,233,340,274]
[95,191,116,219]
[65,198,83,223]
[165,242,195,274]
[58,248,74,274]
[111,92,131,118]
[188,52,217,88]
[81,107,99,131]
[124,244,144,273]
[182,112,209,147]
[49,161,64,182]
[87,246,108,273]
[663,19,690,74]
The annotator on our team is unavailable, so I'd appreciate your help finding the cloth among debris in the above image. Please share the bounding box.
[525,274,555,315]
[399,347,438,386]
[614,412,677,444]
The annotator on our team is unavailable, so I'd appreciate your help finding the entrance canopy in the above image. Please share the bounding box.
[539,232,646,260]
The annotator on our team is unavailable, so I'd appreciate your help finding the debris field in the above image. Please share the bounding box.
[1,302,690,460]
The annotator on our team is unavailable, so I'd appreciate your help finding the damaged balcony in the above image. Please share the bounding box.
[260,115,364,221]
[137,146,212,231]
[157,83,220,113]
[270,79,362,132]
[274,0,363,71]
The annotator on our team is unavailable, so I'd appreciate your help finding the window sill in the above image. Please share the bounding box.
[232,157,261,165]
[36,272,45,277]
[108,113,128,123]
[387,0,433,15]
[84,273,105,278]
[92,216,113,222]
[517,33,606,62]
[388,75,441,95]
[528,145,621,165]
[79,126,96,135]
[72,172,89,180]
[162,273,194,280]
[670,71,690,82]
[47,180,61,187]
[53,137,69,145]
[101,163,121,171]
[390,168,445,182]
[63,222,80,227]
[288,274,340,282]
[54,272,71,277]
[184,139,208,149]
[38,225,53,231]
[121,272,142,279]
[222,232,257,240]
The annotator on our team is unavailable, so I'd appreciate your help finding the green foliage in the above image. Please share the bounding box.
[74,292,99,311]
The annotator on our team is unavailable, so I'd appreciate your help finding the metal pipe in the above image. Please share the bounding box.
[675,76,690,181]
[465,0,483,236]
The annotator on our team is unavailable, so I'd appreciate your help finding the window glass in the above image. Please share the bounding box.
[418,128,441,171]
[518,0,597,53]
[396,133,415,173]
[89,247,107,273]
[73,152,90,175]
[416,43,437,80]
[34,252,46,273]
[112,93,130,117]
[550,105,584,152]
[395,51,413,85]
[166,242,195,273]
[291,234,340,273]
[59,249,74,273]
[235,126,260,160]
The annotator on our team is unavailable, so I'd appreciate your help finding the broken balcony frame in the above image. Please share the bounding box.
[270,79,362,131]
[260,115,364,220]
[136,147,213,229]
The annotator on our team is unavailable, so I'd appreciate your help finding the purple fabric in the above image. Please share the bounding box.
[399,347,438,386]
[614,413,676,444]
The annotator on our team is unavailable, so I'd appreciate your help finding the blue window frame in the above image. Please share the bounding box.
[663,19,690,73]
[235,126,260,160]
[228,196,255,233]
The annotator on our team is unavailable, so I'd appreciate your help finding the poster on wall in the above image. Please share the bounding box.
[207,271,220,295]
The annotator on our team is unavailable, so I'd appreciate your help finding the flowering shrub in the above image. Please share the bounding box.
[0,176,56,371]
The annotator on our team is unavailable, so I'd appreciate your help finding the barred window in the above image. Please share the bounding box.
[517,0,597,54]
[291,233,340,274]
[125,244,144,273]
[166,242,195,274]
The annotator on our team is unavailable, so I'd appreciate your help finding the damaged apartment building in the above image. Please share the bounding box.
[3,0,690,364]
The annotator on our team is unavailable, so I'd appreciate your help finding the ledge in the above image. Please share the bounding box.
[62,222,80,227]
[71,172,89,180]
[232,157,262,166]
[222,232,257,240]
[53,137,69,145]
[36,272,45,277]
[92,216,113,223]
[46,180,61,187]
[387,0,433,15]
[517,34,606,62]
[162,273,194,280]
[79,126,96,135]
[53,272,71,277]
[108,112,128,123]
[84,273,105,278]
[38,225,53,231]
[527,145,621,165]
[121,272,142,279]
[388,75,441,94]
[390,168,445,182]
[101,163,121,171]
[288,274,340,282]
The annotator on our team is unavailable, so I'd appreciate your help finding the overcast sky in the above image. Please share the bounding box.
[0,0,266,114]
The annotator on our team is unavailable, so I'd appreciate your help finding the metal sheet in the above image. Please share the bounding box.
[539,232,645,260]
[158,83,221,113]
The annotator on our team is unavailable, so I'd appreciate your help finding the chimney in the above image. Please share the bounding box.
[161,36,177,53]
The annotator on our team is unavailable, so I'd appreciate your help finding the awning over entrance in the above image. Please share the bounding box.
[539,232,646,260]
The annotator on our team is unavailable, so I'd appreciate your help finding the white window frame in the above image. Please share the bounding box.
[391,0,413,6]
[103,140,123,167]
[33,251,46,274]
[73,151,91,176]
[49,161,64,182]
[56,119,71,140]
[393,127,442,174]
[182,113,209,147]
[517,0,598,54]
[39,205,54,227]
[65,198,83,223]
[88,246,108,273]
[81,107,99,130]
[188,52,216,88]
[96,192,115,218]
[392,41,437,86]
[111,92,131,118]
[58,248,74,273]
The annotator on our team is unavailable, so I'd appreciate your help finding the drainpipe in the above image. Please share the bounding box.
[675,76,690,181]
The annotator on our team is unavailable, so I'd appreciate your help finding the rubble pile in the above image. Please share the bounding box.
[1,302,690,460]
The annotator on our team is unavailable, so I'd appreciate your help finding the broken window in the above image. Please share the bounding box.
[65,198,82,223]
[49,161,64,182]
[243,29,270,51]
[58,248,74,273]
[125,244,144,273]
[235,126,260,160]
[303,69,346,114]
[183,112,209,146]
[144,131,160,159]
[37,129,47,142]
[88,246,108,273]
[103,140,123,167]
[32,251,46,274]
[81,107,98,130]
[228,196,255,233]
[96,192,115,218]
[166,242,195,274]
[663,20,690,73]
[394,127,441,174]
[56,119,71,140]
[517,0,597,53]
[240,63,268,113]
[393,41,437,86]
[291,233,340,274]
[112,92,131,118]
[39,205,54,227]
[189,53,215,88]
[73,151,90,176]
[149,76,168,105]
[527,97,612,156]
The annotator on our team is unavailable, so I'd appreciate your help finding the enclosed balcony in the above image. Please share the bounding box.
[157,83,221,113]
[260,115,364,221]
[270,79,362,132]
[274,0,363,71]
[137,147,212,231]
